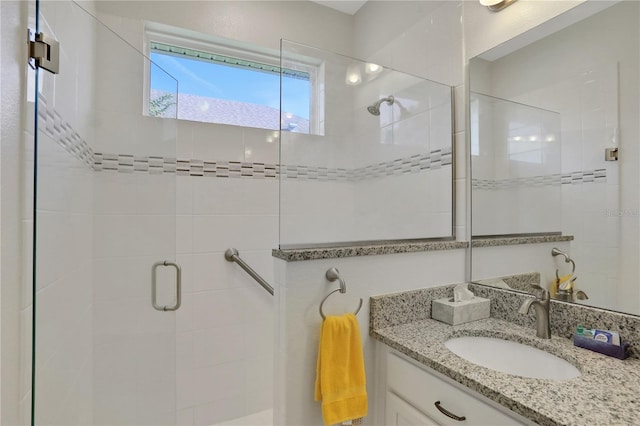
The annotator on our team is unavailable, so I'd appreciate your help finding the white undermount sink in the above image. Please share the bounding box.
[445,336,581,380]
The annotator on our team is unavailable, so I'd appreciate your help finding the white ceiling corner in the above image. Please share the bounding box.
[310,0,368,15]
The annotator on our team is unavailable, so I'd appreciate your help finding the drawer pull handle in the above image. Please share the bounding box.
[434,401,466,421]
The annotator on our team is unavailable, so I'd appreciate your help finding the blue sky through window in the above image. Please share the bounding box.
[150,51,311,120]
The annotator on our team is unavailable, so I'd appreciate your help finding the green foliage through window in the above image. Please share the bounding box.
[149,93,176,117]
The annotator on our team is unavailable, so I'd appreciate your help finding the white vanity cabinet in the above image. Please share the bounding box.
[379,347,531,425]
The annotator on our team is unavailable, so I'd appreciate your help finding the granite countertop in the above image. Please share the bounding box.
[272,240,468,262]
[372,317,640,426]
[472,235,574,247]
[271,235,574,262]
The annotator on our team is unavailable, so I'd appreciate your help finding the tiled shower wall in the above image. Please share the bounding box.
[279,39,455,247]
[172,123,279,425]
[470,93,563,236]
[90,1,354,425]
[355,1,467,241]
[29,98,94,425]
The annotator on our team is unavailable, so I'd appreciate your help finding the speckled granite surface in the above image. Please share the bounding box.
[472,235,573,247]
[476,272,541,292]
[502,272,540,291]
[468,283,640,358]
[272,236,570,261]
[371,283,640,358]
[272,240,468,262]
[373,318,640,426]
[369,285,453,332]
[371,283,640,425]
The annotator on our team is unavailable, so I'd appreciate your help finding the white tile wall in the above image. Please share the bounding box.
[472,242,572,290]
[32,131,94,425]
[275,4,466,423]
[174,174,278,424]
[274,249,467,425]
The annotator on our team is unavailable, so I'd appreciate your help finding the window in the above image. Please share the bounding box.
[145,30,314,133]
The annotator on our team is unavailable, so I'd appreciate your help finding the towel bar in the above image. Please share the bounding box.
[224,248,274,296]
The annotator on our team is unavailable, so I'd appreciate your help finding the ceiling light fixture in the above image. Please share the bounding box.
[345,64,362,86]
[365,63,383,75]
[479,0,518,12]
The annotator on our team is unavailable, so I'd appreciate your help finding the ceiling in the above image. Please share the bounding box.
[310,0,368,15]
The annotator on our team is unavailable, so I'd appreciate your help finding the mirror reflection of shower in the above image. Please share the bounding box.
[367,95,395,116]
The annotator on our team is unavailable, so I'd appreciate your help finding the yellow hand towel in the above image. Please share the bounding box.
[315,313,368,426]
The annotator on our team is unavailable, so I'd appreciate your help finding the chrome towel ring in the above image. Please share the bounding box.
[319,267,363,320]
[552,247,576,280]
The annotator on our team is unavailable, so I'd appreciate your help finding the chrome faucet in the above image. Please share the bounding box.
[518,285,551,339]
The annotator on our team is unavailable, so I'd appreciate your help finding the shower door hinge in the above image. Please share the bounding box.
[605,147,618,161]
[28,29,60,74]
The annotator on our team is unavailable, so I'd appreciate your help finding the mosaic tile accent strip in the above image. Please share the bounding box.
[94,148,451,181]
[472,169,606,190]
[38,95,451,181]
[267,147,452,181]
[93,153,177,174]
[37,94,95,168]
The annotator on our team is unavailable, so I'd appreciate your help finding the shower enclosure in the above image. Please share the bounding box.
[279,40,454,248]
[29,1,179,424]
[27,3,454,425]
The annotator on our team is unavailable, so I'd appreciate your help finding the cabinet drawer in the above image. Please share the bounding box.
[387,352,523,425]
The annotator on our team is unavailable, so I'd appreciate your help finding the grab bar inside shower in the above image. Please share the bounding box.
[224,248,274,296]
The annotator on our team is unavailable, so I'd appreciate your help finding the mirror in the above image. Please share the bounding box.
[470,1,640,315]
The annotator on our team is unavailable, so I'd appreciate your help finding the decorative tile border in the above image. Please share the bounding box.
[94,150,451,181]
[173,148,452,181]
[472,169,606,190]
[175,159,278,179]
[349,148,452,181]
[37,94,94,168]
[37,97,452,181]
[94,153,177,174]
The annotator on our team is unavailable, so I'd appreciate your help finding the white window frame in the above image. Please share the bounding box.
[142,25,323,134]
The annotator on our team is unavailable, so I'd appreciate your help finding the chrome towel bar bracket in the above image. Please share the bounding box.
[225,248,274,296]
[552,247,576,279]
[319,267,363,320]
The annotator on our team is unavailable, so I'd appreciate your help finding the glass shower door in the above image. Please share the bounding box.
[30,1,179,424]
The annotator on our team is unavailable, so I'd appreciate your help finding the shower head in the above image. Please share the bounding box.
[367,95,394,116]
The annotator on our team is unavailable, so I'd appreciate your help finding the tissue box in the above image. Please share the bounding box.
[431,297,490,325]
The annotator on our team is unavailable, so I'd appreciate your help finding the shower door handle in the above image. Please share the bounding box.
[151,261,182,311]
